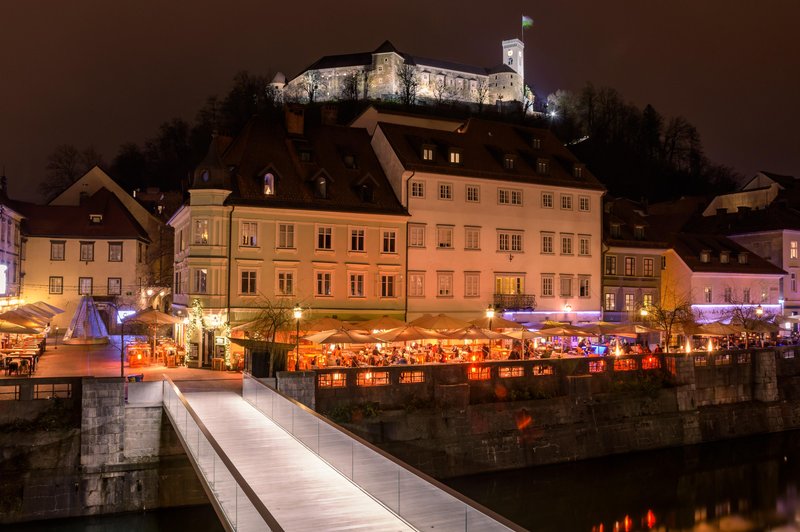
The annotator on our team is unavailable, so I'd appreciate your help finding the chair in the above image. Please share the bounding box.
[212,357,225,371]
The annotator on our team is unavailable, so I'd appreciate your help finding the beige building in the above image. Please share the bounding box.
[280,39,531,110]
[0,178,24,304]
[370,118,605,324]
[169,109,407,366]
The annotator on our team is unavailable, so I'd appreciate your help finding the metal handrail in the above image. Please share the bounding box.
[163,376,284,532]
[244,374,525,532]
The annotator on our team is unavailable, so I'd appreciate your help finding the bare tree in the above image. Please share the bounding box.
[397,64,418,106]
[340,72,360,102]
[39,144,106,202]
[475,78,490,112]
[725,295,777,348]
[432,77,453,106]
[248,296,295,377]
[302,71,321,104]
[643,283,695,352]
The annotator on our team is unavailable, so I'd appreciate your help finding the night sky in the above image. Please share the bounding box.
[2,1,798,201]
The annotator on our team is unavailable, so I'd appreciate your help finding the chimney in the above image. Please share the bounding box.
[285,105,305,136]
[321,104,338,126]
[79,191,89,205]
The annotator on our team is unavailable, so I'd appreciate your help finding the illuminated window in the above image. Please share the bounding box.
[624,293,635,311]
[422,146,435,161]
[448,150,461,164]
[541,192,553,208]
[193,219,209,244]
[792,241,799,259]
[467,366,491,380]
[503,155,515,170]
[499,366,524,378]
[318,373,346,388]
[624,257,636,276]
[715,354,731,365]
[80,242,95,262]
[409,224,425,248]
[241,271,256,295]
[536,158,549,174]
[589,360,606,373]
[784,351,795,360]
[411,181,425,198]
[49,276,63,294]
[356,371,389,386]
[263,173,275,195]
[399,371,425,384]
[704,286,712,303]
[694,356,708,367]
[613,358,637,371]
[533,365,554,376]
[604,292,616,311]
[532,137,541,149]
[737,353,751,364]
[108,242,123,262]
[240,222,258,247]
[466,185,480,203]
[641,356,661,370]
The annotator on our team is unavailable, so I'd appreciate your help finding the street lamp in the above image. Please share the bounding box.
[485,304,495,331]
[755,304,764,317]
[293,304,302,371]
[640,307,649,318]
[54,326,59,350]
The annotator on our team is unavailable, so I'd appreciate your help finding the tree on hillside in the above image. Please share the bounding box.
[397,64,418,106]
[39,144,106,202]
[110,142,147,192]
[475,78,490,112]
[340,72,360,102]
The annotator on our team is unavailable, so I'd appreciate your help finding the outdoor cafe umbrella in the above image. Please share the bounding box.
[606,323,661,338]
[302,317,357,332]
[0,309,46,329]
[123,308,182,361]
[504,329,542,340]
[18,304,57,320]
[698,321,742,336]
[446,325,514,341]
[468,316,524,330]
[373,325,447,343]
[409,313,471,330]
[30,301,64,316]
[301,328,379,345]
[0,319,40,335]
[537,325,592,337]
[577,321,622,336]
[356,316,408,331]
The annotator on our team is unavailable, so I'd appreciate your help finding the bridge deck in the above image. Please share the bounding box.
[185,391,413,532]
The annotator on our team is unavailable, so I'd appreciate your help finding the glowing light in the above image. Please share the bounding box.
[707,338,713,352]
[640,308,648,317]
[470,366,477,373]
[564,303,572,313]
[624,515,632,532]
[485,305,495,320]
[756,304,764,316]
[614,345,621,357]
[293,305,302,320]
[686,340,692,353]
[146,288,154,296]
[137,353,142,360]
[646,509,656,529]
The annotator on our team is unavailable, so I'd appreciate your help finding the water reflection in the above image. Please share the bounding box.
[447,431,800,531]
[13,504,223,532]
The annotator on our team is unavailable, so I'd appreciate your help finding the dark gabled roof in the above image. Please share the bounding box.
[409,54,493,76]
[604,197,669,249]
[373,40,400,54]
[303,52,373,72]
[671,233,785,275]
[220,116,407,216]
[8,188,150,241]
[688,201,800,234]
[758,171,798,189]
[377,119,605,191]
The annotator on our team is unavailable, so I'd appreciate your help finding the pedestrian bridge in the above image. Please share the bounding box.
[161,375,521,531]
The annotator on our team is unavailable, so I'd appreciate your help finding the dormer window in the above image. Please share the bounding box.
[263,173,275,196]
[89,214,103,224]
[343,155,357,169]
[532,137,542,149]
[738,252,749,264]
[298,150,312,162]
[503,155,515,170]
[422,145,435,161]
[315,176,328,199]
[449,150,461,164]
[633,225,645,240]
[720,251,730,263]
[536,158,549,175]
[359,184,374,203]
[573,164,583,178]
[700,250,711,263]
[610,223,621,238]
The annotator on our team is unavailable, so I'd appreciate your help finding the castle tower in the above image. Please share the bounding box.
[501,38,524,80]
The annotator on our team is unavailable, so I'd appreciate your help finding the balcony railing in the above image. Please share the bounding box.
[493,293,536,311]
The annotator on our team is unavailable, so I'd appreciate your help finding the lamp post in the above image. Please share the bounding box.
[485,304,495,331]
[54,326,59,350]
[293,304,302,371]
[755,304,764,317]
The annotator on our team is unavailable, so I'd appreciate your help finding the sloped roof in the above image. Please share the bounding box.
[671,233,785,275]
[377,119,605,191]
[604,197,669,249]
[220,116,407,216]
[8,188,150,241]
[688,202,800,234]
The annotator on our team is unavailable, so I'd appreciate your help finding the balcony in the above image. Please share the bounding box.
[493,293,536,311]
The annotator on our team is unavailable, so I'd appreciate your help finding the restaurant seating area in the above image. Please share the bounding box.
[126,337,185,368]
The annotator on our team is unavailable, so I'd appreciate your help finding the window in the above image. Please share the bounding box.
[411,181,425,198]
[533,365,555,376]
[194,269,207,293]
[578,196,590,212]
[503,155,516,170]
[408,272,424,297]
[536,158,549,174]
[80,242,95,262]
[437,226,453,249]
[643,294,653,308]
[316,226,332,250]
[792,273,797,293]
[278,224,295,249]
[465,227,480,250]
[49,276,63,294]
[574,165,584,178]
[704,286,712,303]
[541,275,554,297]
[240,222,257,247]
[356,371,389,386]
[532,137,542,149]
[610,223,621,238]
[193,219,209,244]
[499,188,522,205]
[578,236,590,256]
[605,292,616,311]
[700,250,710,263]
[137,242,145,263]
[277,271,294,296]
[409,225,426,248]
[422,146,434,161]
[499,231,523,252]
[468,366,491,380]
[633,225,645,239]
[314,176,328,199]
[79,277,93,295]
[496,275,524,295]
[318,373,346,388]
[50,241,65,261]
[605,256,617,275]
[464,272,480,298]
[738,253,748,264]
[624,293,635,312]
[349,228,365,252]
[108,277,122,296]
[724,287,732,303]
[560,194,573,210]
[560,276,573,297]
[743,288,751,303]
[614,359,637,372]
[382,230,397,253]
[499,366,524,378]
[579,278,590,297]
[643,258,654,277]
[108,242,123,262]
[263,173,275,195]
[174,271,182,295]
[380,274,396,298]
[349,273,365,297]
[792,241,799,260]
[315,272,332,297]
[438,183,453,200]
[541,233,554,254]
[241,271,257,295]
[624,257,636,276]
[541,192,553,208]
[589,360,606,374]
[466,185,480,203]
[399,371,425,384]
[560,234,573,255]
[449,150,461,164]
[437,272,453,297]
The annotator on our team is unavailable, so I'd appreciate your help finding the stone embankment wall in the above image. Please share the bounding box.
[0,378,207,525]
[277,347,800,478]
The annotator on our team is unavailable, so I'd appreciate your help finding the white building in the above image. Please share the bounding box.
[370,118,605,324]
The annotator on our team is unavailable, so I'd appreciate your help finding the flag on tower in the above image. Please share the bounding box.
[522,15,534,30]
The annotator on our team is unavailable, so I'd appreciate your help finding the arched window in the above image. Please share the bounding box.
[263,173,275,196]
